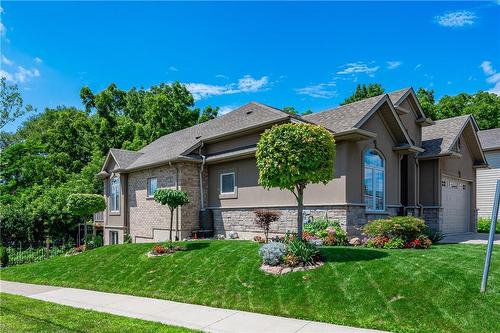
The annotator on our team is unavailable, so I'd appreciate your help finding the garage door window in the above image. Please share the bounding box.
[364,149,385,211]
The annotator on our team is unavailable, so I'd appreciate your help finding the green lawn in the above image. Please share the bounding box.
[0,292,196,333]
[1,241,499,333]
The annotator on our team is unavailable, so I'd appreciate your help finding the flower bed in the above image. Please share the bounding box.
[258,236,324,275]
[362,216,433,249]
[303,218,348,246]
[146,244,186,257]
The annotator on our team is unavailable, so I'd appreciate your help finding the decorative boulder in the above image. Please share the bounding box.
[349,237,361,246]
[228,231,239,239]
[216,234,226,240]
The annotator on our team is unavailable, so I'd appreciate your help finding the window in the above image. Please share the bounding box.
[109,231,119,245]
[364,149,385,211]
[110,176,120,212]
[147,177,157,197]
[220,172,235,194]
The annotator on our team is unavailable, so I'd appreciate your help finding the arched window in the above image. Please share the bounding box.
[364,149,385,211]
[110,176,120,212]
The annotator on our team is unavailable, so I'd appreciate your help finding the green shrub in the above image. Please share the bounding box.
[259,242,287,266]
[304,218,348,245]
[477,217,500,234]
[383,237,405,249]
[287,238,320,265]
[124,233,133,244]
[94,234,103,247]
[0,246,9,267]
[362,216,427,242]
[424,229,444,243]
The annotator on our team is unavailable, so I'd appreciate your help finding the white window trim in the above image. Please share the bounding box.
[147,177,157,198]
[110,176,120,213]
[364,149,386,212]
[220,172,236,195]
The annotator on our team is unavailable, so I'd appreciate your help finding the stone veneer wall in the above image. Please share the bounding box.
[127,162,206,242]
[421,207,443,232]
[211,205,400,239]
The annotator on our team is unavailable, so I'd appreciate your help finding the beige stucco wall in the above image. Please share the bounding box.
[349,111,401,206]
[207,157,346,208]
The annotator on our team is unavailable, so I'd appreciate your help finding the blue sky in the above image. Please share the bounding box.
[1,1,499,132]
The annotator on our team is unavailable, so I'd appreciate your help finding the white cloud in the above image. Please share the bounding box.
[435,11,476,27]
[387,61,402,70]
[15,66,40,83]
[415,64,422,70]
[480,61,494,75]
[0,21,5,37]
[215,74,228,79]
[34,57,43,64]
[218,105,236,116]
[295,82,337,99]
[185,75,270,100]
[0,69,13,81]
[168,66,179,72]
[237,75,269,92]
[1,55,13,66]
[337,62,379,77]
[1,66,41,83]
[480,60,500,95]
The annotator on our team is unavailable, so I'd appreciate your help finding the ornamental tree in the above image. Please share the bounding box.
[256,123,335,239]
[154,188,189,248]
[254,209,281,243]
[67,193,106,223]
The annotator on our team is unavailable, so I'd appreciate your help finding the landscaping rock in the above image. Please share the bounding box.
[228,231,239,239]
[261,261,324,275]
[215,234,225,240]
[349,237,361,246]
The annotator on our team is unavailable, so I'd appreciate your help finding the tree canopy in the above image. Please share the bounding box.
[341,83,385,105]
[256,123,336,238]
[0,77,35,130]
[0,81,212,244]
[416,89,500,129]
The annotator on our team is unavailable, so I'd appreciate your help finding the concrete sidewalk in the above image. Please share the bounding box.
[441,232,500,245]
[1,280,389,333]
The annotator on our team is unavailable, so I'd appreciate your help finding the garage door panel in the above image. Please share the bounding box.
[441,176,470,234]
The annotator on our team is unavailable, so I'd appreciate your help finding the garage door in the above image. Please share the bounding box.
[441,176,470,234]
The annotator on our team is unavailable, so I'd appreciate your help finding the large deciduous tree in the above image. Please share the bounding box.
[256,123,336,239]
[0,77,35,130]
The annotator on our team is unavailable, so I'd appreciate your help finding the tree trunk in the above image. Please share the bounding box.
[297,185,304,240]
[169,208,174,249]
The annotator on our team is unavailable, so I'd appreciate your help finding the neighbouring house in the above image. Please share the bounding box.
[97,87,488,244]
[477,128,500,219]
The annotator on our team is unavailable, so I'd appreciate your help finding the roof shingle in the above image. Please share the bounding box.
[303,94,386,132]
[124,102,291,170]
[420,115,470,157]
[478,128,500,151]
